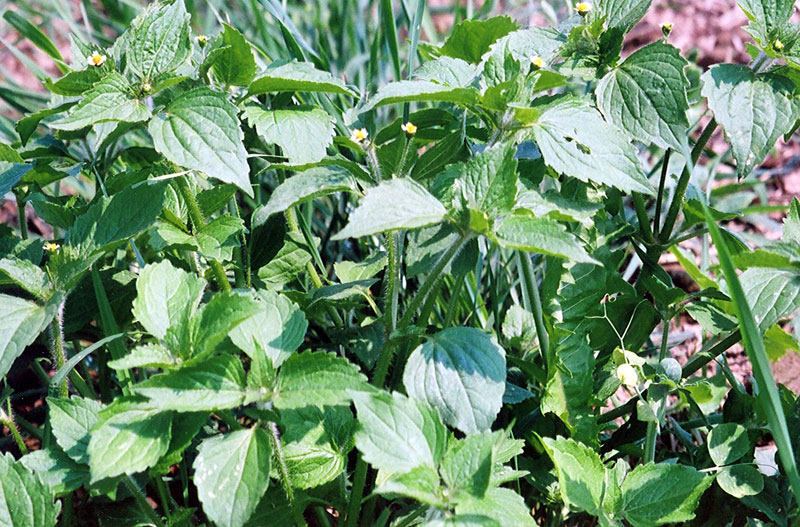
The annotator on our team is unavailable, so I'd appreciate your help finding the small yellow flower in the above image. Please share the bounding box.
[401,122,417,135]
[529,56,545,70]
[44,242,60,252]
[142,82,152,93]
[197,34,209,46]
[350,128,368,143]
[773,39,785,52]
[616,363,639,388]
[660,21,673,37]
[575,2,591,15]
[87,51,106,67]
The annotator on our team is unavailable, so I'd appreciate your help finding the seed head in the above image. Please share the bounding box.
[88,52,106,67]
[575,2,591,16]
[401,122,417,135]
[350,128,368,143]
[529,56,545,70]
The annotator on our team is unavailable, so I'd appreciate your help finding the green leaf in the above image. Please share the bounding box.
[0,257,50,298]
[0,162,31,198]
[740,267,800,331]
[194,428,271,527]
[2,11,64,65]
[454,487,536,527]
[597,0,653,32]
[281,406,352,489]
[333,178,447,240]
[20,448,89,496]
[149,87,252,196]
[440,432,494,498]
[0,452,61,527]
[334,252,388,283]
[87,401,173,482]
[738,0,795,43]
[456,144,518,216]
[273,351,369,409]
[542,436,606,516]
[528,98,655,195]
[484,27,566,66]
[716,464,764,498]
[440,16,519,64]
[47,396,102,465]
[229,290,307,368]
[351,390,447,474]
[620,463,713,526]
[403,327,506,435]
[153,412,207,475]
[596,41,690,157]
[210,24,256,86]
[256,232,312,289]
[701,65,799,178]
[188,292,262,359]
[685,300,738,335]
[360,80,480,113]
[708,423,751,466]
[45,63,113,95]
[134,354,246,411]
[247,60,357,97]
[108,342,177,370]
[415,56,479,87]
[784,197,800,243]
[126,0,191,80]
[150,215,244,262]
[243,106,334,165]
[0,293,61,381]
[50,72,151,131]
[377,465,444,506]
[494,215,597,264]
[132,259,206,341]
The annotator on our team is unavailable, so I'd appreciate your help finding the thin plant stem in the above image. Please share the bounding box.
[123,475,165,527]
[49,300,69,398]
[644,319,671,463]
[15,193,27,240]
[653,148,672,238]
[517,251,550,368]
[268,420,308,527]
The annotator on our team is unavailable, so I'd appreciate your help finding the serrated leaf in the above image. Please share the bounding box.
[716,464,764,498]
[210,24,256,86]
[738,0,795,43]
[48,396,102,465]
[152,412,207,475]
[454,487,536,527]
[132,259,206,341]
[0,257,50,298]
[0,452,61,527]
[247,60,357,97]
[0,162,31,198]
[360,80,480,113]
[542,436,605,516]
[740,267,800,331]
[150,215,244,262]
[194,428,271,527]
[134,354,246,412]
[597,0,652,32]
[229,290,307,368]
[494,215,597,264]
[440,432,494,498]
[108,343,177,370]
[188,292,262,359]
[50,72,151,131]
[149,87,252,195]
[529,98,655,195]
[484,27,566,66]
[281,406,352,489]
[377,465,444,506]
[708,423,751,466]
[252,167,356,228]
[256,232,312,289]
[620,463,713,526]
[243,106,334,165]
[415,56,479,87]
[126,0,191,80]
[20,448,89,496]
[333,178,447,240]
[702,64,799,178]
[454,144,518,216]
[45,62,113,95]
[351,390,447,474]
[273,351,369,409]
[597,41,690,157]
[403,327,506,435]
[440,16,519,64]
[0,293,61,381]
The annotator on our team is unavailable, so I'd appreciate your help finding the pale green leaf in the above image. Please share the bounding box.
[47,396,101,465]
[440,432,494,498]
[454,487,536,527]
[0,293,61,380]
[597,0,652,32]
[256,232,312,289]
[415,56,479,87]
[377,465,444,506]
[455,144,518,216]
[210,24,256,86]
[248,60,357,97]
[0,257,50,298]
[126,0,191,80]
[542,436,606,516]
[20,448,89,496]
[108,342,177,370]
[484,27,565,66]
[0,452,61,527]
[440,16,519,64]
[273,351,369,409]
[740,267,800,331]
[188,292,262,359]
[243,106,334,164]
[716,464,764,498]
[708,423,751,466]
[494,215,597,264]
[360,80,480,113]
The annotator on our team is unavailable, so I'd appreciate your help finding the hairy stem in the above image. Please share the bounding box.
[268,421,308,527]
[49,300,69,398]
[123,476,164,527]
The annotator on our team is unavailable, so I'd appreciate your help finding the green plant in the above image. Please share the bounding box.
[2,0,800,526]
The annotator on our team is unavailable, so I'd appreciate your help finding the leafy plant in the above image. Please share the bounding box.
[2,0,800,526]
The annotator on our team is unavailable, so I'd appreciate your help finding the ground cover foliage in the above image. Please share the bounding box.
[2,0,800,525]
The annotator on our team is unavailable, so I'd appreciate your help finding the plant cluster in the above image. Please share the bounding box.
[2,0,800,526]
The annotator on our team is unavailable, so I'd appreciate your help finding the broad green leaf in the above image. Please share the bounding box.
[47,396,101,465]
[359,80,480,113]
[281,406,352,489]
[529,98,655,195]
[194,428,271,527]
[108,342,177,370]
[20,448,88,496]
[542,436,606,516]
[716,464,764,498]
[377,465,444,506]
[494,215,597,264]
[229,290,307,368]
[50,72,151,131]
[273,351,369,409]
[243,106,334,165]
[150,215,244,262]
[597,0,652,32]
[0,293,61,381]
[334,252,387,283]
[702,65,798,178]
[403,327,506,435]
[134,354,246,411]
[210,24,256,86]
[247,60,357,97]
[45,62,113,95]
[351,390,447,474]
[333,179,447,240]
[515,189,601,227]
[484,27,566,66]
[132,259,206,341]
[501,304,537,350]
[0,162,31,198]
[738,0,795,44]
[149,87,252,195]
[455,144,518,216]
[439,16,519,64]
[252,167,356,228]
[685,300,738,335]
[596,41,690,157]
[454,487,536,527]
[415,56,479,87]
[708,423,751,466]
[153,412,207,474]
[740,267,800,331]
[256,232,312,289]
[0,452,61,527]
[440,432,494,498]
[87,402,173,482]
[126,0,191,80]
[0,257,50,298]
[188,292,262,359]
[785,197,800,243]
[620,463,713,526]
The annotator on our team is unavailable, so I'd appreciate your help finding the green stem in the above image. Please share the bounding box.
[385,232,399,333]
[632,193,654,244]
[15,193,27,240]
[1,404,28,455]
[123,475,164,527]
[644,319,670,463]
[91,267,134,396]
[175,176,231,293]
[268,421,308,527]
[229,195,251,288]
[517,252,550,368]
[653,148,672,238]
[154,476,172,521]
[49,301,69,398]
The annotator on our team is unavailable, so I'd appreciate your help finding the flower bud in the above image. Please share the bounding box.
[617,363,639,388]
[660,21,673,38]
[658,357,682,382]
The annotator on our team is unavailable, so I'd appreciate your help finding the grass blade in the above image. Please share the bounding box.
[379,0,401,81]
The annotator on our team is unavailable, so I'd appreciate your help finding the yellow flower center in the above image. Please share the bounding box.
[44,242,59,252]
[773,39,784,52]
[142,82,152,93]
[197,35,209,45]
[350,128,368,143]
[575,2,591,15]
[530,56,544,69]
[401,122,417,135]
[88,52,106,67]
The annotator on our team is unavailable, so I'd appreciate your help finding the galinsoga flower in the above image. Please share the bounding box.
[142,82,153,93]
[575,2,591,15]
[660,21,673,37]
[401,122,417,135]
[350,128,368,143]
[773,39,785,52]
[197,34,209,46]
[530,56,544,70]
[44,242,60,252]
[88,51,106,67]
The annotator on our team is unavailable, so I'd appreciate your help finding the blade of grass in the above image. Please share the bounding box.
[704,204,800,511]
[2,11,69,73]
[379,0,401,81]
